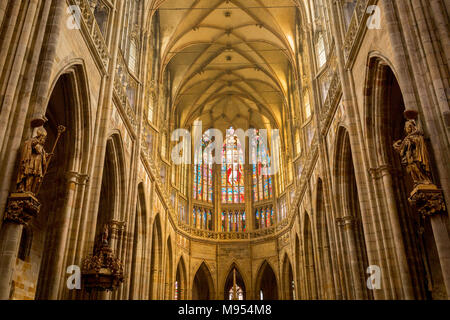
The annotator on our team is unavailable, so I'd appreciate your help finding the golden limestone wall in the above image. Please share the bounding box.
[0,0,448,300]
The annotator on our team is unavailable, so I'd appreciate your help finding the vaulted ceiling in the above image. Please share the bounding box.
[149,0,304,132]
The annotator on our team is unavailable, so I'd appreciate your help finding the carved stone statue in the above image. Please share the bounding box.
[16,127,51,194]
[393,119,433,187]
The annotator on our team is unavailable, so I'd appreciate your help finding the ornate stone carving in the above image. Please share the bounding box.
[109,220,126,240]
[4,193,41,225]
[82,225,124,292]
[409,186,446,218]
[393,119,433,187]
[394,115,447,218]
[4,123,64,225]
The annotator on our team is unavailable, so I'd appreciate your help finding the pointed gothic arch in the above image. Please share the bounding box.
[175,256,188,300]
[164,237,174,299]
[129,183,148,299]
[255,260,278,300]
[149,214,163,300]
[192,262,215,300]
[93,133,127,244]
[223,262,247,300]
[294,234,302,299]
[333,126,371,300]
[303,212,318,300]
[34,64,91,300]
[282,254,295,300]
[364,56,446,299]
[314,178,335,299]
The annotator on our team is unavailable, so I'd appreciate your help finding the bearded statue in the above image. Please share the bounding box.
[16,127,52,194]
[393,119,433,187]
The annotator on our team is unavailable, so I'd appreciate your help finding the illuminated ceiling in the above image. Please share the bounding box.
[148,0,304,132]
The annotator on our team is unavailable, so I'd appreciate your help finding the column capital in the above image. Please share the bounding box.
[109,220,126,239]
[65,171,90,185]
[336,215,355,228]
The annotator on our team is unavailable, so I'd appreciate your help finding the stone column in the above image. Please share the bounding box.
[0,193,40,300]
[44,172,89,300]
[244,163,254,231]
[409,187,450,298]
[371,165,414,299]
[336,216,364,299]
[214,163,222,232]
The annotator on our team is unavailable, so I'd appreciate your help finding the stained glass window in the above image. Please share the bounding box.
[222,210,246,232]
[255,206,274,229]
[192,207,213,230]
[222,127,245,204]
[193,133,214,203]
[251,130,273,202]
[222,211,226,231]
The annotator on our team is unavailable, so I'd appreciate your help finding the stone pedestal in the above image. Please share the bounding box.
[3,193,40,225]
[0,193,40,300]
[408,185,446,218]
[409,185,450,298]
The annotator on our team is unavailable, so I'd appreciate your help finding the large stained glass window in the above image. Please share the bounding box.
[193,133,213,203]
[221,210,246,232]
[251,130,273,202]
[222,127,245,204]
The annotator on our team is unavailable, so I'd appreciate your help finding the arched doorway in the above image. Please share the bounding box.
[129,184,147,300]
[33,68,89,300]
[294,235,302,299]
[224,264,246,300]
[365,58,446,299]
[164,238,173,299]
[334,127,371,300]
[255,261,278,300]
[282,254,295,300]
[175,257,187,300]
[81,133,125,300]
[192,262,215,300]
[304,213,318,299]
[149,214,162,300]
[315,178,335,299]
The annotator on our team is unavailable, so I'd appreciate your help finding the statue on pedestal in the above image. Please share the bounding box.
[16,125,65,195]
[393,115,446,219]
[16,127,51,194]
[393,119,433,187]
[4,124,65,225]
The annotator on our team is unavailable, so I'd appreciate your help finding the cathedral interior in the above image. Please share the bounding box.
[0,0,449,301]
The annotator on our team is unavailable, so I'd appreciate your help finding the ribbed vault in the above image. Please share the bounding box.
[147,0,304,132]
